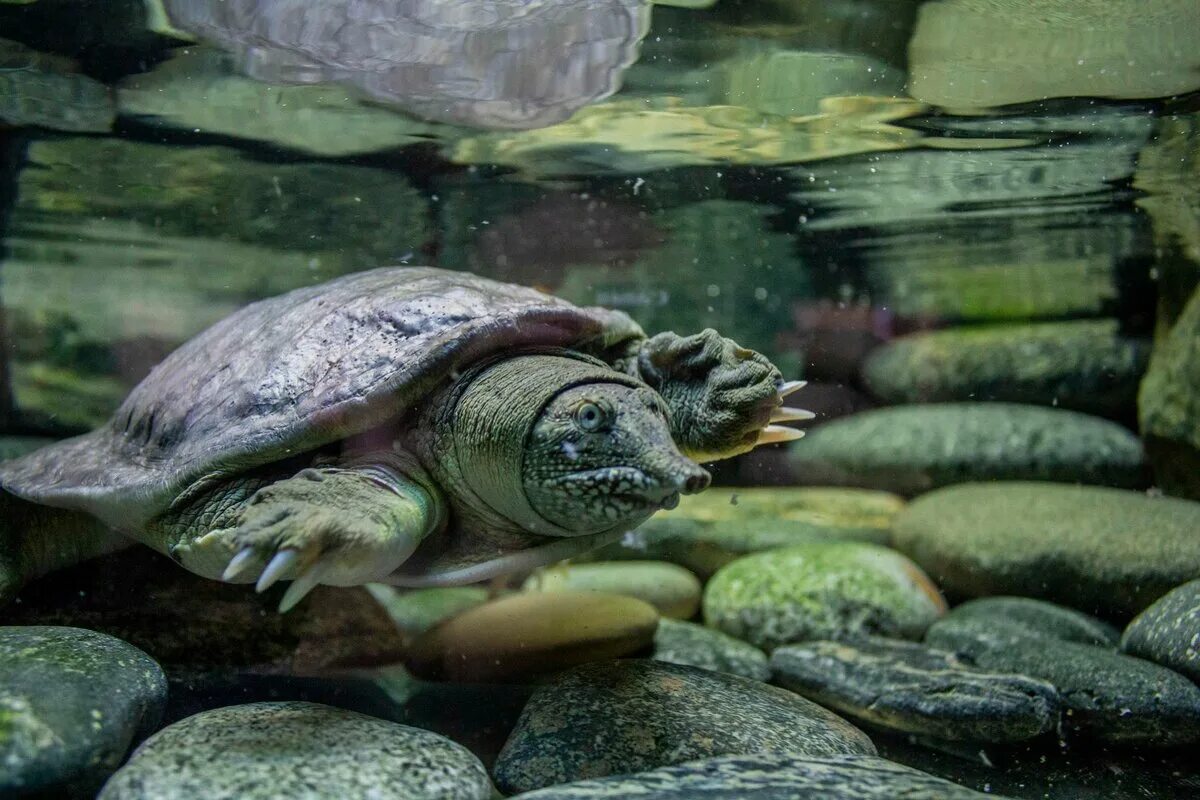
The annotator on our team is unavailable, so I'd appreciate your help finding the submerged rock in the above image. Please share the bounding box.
[493,659,875,794]
[652,618,770,681]
[367,585,490,642]
[523,561,701,619]
[97,701,492,800]
[404,591,659,683]
[789,403,1147,494]
[942,597,1120,647]
[892,482,1200,618]
[1140,283,1200,501]
[861,320,1149,419]
[925,614,1200,745]
[507,753,1007,799]
[0,626,167,797]
[702,542,946,651]
[0,38,113,132]
[1121,579,1200,683]
[771,636,1060,742]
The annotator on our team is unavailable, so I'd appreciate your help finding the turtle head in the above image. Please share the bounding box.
[523,382,710,535]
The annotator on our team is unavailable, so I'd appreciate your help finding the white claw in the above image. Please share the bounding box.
[278,563,328,613]
[222,547,258,583]
[771,406,817,423]
[778,380,808,398]
[755,424,806,447]
[257,549,300,593]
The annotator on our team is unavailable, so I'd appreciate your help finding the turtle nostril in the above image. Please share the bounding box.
[683,468,711,494]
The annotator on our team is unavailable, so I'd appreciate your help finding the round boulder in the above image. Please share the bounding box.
[1121,578,1200,683]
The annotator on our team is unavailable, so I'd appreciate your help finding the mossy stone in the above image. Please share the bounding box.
[789,403,1147,494]
[1121,579,1200,683]
[862,320,1149,419]
[652,618,770,680]
[702,542,947,651]
[892,482,1200,619]
[1,626,167,797]
[589,487,902,578]
[493,659,875,794]
[523,561,701,619]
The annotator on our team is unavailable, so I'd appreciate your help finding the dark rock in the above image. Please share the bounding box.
[508,753,1008,799]
[892,482,1200,619]
[941,597,1120,647]
[771,636,1060,742]
[1121,579,1200,683]
[652,618,770,681]
[493,659,875,794]
[0,626,167,797]
[789,403,1147,494]
[925,614,1200,745]
[97,701,493,800]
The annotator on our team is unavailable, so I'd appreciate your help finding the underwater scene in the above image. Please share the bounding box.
[1,0,1200,797]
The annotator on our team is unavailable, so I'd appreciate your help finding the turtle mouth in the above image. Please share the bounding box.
[549,467,682,510]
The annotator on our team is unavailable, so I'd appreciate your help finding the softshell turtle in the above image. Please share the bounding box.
[0,267,809,610]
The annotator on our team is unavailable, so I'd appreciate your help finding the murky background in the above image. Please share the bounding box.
[2,0,1199,798]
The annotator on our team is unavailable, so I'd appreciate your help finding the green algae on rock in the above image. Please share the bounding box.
[771,636,1060,742]
[892,482,1200,619]
[703,542,946,651]
[493,659,875,794]
[941,597,1120,648]
[97,701,493,800]
[1,626,167,797]
[789,403,1147,494]
[523,561,702,619]
[1121,579,1200,683]
[861,320,1150,419]
[652,618,770,680]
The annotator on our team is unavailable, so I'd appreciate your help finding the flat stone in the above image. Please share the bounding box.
[493,659,875,794]
[508,754,1006,799]
[892,482,1200,619]
[1121,579,1200,683]
[652,618,770,681]
[861,320,1149,419]
[590,487,900,578]
[789,403,1147,494]
[703,542,946,651]
[97,701,492,800]
[925,614,1200,745]
[404,591,659,683]
[1,626,167,797]
[944,597,1120,647]
[524,562,701,619]
[771,636,1060,742]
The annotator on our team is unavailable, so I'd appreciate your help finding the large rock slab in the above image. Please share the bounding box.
[892,482,1200,618]
[1,626,167,797]
[97,701,492,800]
[771,636,1060,742]
[703,542,946,651]
[789,403,1147,494]
[508,753,1008,799]
[1121,579,1200,683]
[493,659,875,794]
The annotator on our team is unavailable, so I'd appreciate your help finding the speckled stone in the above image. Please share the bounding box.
[788,403,1146,494]
[586,487,902,578]
[524,561,702,619]
[507,754,1007,799]
[0,626,167,797]
[925,615,1200,745]
[405,591,659,683]
[945,597,1120,647]
[97,701,492,800]
[652,618,770,681]
[1122,579,1200,683]
[493,659,875,794]
[771,636,1060,742]
[892,482,1200,618]
[703,542,946,651]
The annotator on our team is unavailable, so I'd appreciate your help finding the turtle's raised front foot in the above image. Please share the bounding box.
[217,460,442,612]
[634,329,812,462]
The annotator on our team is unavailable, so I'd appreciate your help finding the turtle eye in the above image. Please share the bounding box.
[575,401,609,432]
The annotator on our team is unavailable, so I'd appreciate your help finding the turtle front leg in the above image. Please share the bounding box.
[166,452,445,612]
[630,329,812,462]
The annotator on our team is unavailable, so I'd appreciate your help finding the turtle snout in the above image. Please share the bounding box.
[669,459,711,496]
